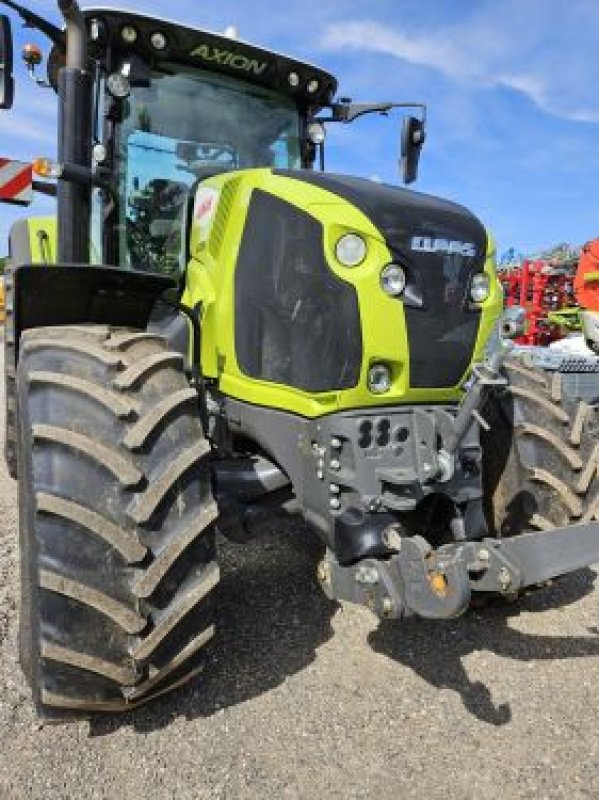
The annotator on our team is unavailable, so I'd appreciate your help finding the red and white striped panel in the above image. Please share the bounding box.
[0,158,33,206]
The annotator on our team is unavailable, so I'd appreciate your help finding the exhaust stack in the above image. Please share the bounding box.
[56,0,91,264]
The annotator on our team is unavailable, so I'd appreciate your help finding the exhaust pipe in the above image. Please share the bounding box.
[58,0,86,70]
[56,0,91,264]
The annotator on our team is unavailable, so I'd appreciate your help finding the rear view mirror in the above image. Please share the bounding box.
[0,15,14,110]
[400,116,426,184]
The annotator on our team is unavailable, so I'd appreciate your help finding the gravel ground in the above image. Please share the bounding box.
[1,337,599,799]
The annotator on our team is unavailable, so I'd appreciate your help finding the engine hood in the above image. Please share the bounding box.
[274,171,490,389]
[273,171,488,264]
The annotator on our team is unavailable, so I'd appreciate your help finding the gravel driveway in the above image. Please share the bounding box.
[1,333,599,799]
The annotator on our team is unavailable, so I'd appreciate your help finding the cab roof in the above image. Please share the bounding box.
[84,7,338,107]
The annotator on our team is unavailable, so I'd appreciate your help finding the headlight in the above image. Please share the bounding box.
[150,31,168,51]
[380,264,406,296]
[106,71,131,99]
[470,273,490,303]
[307,121,326,145]
[336,233,367,267]
[367,363,392,394]
[121,25,138,44]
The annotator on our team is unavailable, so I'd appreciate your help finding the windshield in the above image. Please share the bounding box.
[113,64,302,273]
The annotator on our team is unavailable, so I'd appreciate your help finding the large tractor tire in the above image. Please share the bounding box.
[4,261,18,479]
[17,325,219,714]
[482,356,599,537]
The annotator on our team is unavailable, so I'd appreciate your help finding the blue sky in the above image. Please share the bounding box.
[1,0,598,257]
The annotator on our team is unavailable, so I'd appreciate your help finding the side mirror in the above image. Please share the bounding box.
[400,116,426,185]
[0,15,14,110]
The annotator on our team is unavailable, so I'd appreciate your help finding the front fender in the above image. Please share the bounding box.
[12,264,176,364]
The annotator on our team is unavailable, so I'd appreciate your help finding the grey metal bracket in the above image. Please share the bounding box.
[317,520,599,622]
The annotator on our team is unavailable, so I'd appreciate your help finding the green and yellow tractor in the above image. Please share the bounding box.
[1,1,599,715]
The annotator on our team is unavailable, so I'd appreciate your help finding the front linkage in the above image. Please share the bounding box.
[317,346,599,620]
[320,522,599,620]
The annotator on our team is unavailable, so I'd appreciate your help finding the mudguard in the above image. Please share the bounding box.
[11,264,175,362]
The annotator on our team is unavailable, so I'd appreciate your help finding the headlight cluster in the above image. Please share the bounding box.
[367,364,392,394]
[335,234,367,267]
[470,273,490,303]
[380,264,406,296]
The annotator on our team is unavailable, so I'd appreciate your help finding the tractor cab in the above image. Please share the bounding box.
[55,9,337,273]
[0,3,426,271]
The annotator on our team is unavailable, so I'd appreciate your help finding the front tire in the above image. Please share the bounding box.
[17,325,219,714]
[482,357,599,536]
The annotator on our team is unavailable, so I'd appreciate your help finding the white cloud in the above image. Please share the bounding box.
[320,2,599,123]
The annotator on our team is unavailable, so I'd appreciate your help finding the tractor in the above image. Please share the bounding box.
[1,1,599,716]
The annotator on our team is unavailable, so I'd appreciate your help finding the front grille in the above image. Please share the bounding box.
[403,254,481,388]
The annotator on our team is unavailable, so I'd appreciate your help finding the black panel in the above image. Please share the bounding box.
[235,190,362,392]
[274,171,487,388]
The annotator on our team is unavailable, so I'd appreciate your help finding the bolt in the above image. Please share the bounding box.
[331,437,343,449]
[317,470,324,480]
[330,498,341,511]
[383,526,403,551]
[382,596,395,617]
[330,459,341,471]
[330,484,340,495]
[355,565,379,585]
[478,548,490,562]
[317,561,331,584]
[498,567,512,591]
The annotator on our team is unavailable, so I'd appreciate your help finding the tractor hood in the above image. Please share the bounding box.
[183,167,502,418]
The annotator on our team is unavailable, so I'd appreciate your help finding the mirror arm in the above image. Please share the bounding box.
[0,0,64,48]
[318,101,427,124]
[42,162,116,201]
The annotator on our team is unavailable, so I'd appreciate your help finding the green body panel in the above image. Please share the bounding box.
[28,217,57,263]
[11,216,57,264]
[182,169,503,419]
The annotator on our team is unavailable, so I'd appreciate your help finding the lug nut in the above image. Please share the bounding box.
[330,484,340,495]
[330,459,341,471]
[317,561,331,583]
[382,596,395,617]
[498,567,512,591]
[383,527,403,551]
[330,498,341,510]
[331,437,343,449]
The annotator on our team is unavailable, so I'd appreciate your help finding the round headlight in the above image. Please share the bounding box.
[368,364,392,394]
[307,121,326,145]
[106,71,131,99]
[121,25,138,44]
[336,233,367,267]
[92,143,107,165]
[288,71,300,88]
[150,31,168,51]
[470,273,490,303]
[380,264,406,296]
[307,78,320,94]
